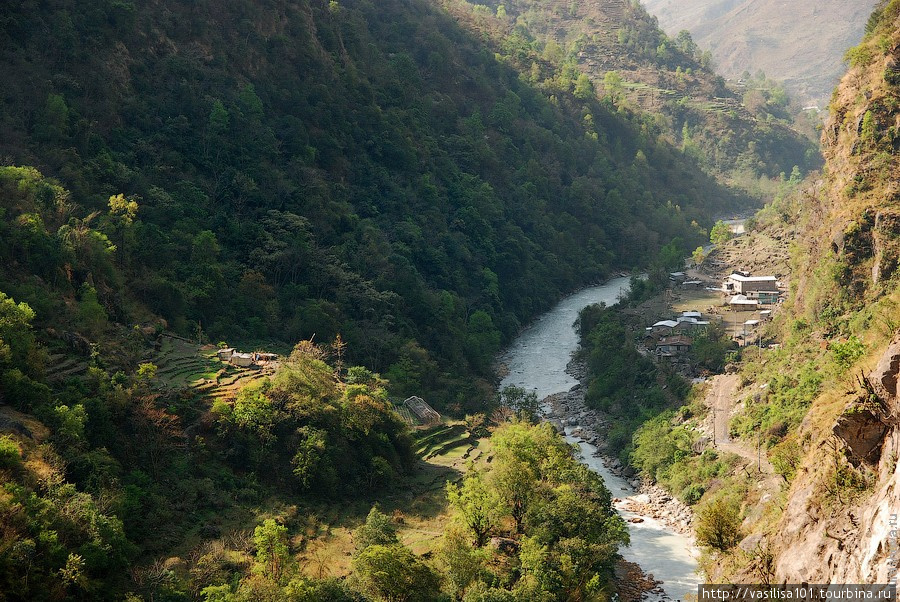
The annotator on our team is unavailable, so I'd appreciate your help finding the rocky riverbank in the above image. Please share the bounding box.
[614,559,666,602]
[543,359,695,536]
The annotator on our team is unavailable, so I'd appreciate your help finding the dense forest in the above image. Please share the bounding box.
[0,0,764,408]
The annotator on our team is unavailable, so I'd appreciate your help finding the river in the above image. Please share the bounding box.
[499,276,700,600]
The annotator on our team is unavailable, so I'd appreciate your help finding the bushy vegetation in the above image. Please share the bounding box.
[695,497,743,552]
[444,422,629,600]
[578,303,690,463]
[176,423,628,601]
[631,411,736,505]
[211,343,413,496]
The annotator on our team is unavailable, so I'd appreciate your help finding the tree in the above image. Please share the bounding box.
[254,519,290,582]
[351,544,441,602]
[695,498,742,552]
[656,238,684,271]
[573,74,594,100]
[282,578,365,602]
[499,385,540,422]
[603,71,624,103]
[355,505,398,552]
[692,246,706,266]
[77,284,107,333]
[447,469,501,547]
[709,220,732,245]
[0,292,37,370]
[465,311,501,372]
[108,193,138,225]
[439,526,488,599]
[36,93,69,141]
[674,30,698,58]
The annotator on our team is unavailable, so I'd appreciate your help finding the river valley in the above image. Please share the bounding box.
[499,277,701,600]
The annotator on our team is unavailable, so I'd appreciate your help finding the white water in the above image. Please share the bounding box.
[499,277,700,601]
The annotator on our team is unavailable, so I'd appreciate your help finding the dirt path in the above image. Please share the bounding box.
[705,374,775,475]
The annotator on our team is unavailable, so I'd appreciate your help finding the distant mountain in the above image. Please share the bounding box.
[639,0,878,107]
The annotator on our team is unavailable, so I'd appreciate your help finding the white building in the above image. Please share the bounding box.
[724,273,777,295]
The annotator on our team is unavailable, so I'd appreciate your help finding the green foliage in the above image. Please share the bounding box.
[692,245,706,265]
[691,324,737,373]
[351,544,442,602]
[632,414,733,504]
[77,284,107,333]
[0,477,134,598]
[498,385,540,422]
[845,44,874,68]
[136,362,157,382]
[831,335,865,370]
[0,0,749,408]
[731,359,822,446]
[254,519,290,582]
[53,403,87,448]
[695,497,742,552]
[709,220,732,245]
[0,291,38,377]
[631,412,693,481]
[573,73,594,100]
[445,422,627,599]
[447,469,501,547]
[578,303,688,461]
[214,343,412,496]
[769,436,802,483]
[0,435,22,470]
[438,526,489,599]
[355,505,399,551]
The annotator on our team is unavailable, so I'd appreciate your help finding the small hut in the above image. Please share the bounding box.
[231,352,254,367]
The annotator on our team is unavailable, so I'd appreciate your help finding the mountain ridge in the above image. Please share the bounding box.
[640,0,878,106]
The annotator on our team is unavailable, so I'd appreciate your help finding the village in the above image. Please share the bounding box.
[641,268,783,364]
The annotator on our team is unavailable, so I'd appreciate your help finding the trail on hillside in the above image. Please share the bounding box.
[706,374,777,477]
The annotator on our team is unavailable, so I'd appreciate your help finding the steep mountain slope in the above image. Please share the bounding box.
[641,0,878,106]
[439,0,820,196]
[697,0,900,583]
[0,0,740,407]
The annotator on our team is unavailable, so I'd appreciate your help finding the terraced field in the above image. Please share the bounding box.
[44,352,89,382]
[152,335,275,400]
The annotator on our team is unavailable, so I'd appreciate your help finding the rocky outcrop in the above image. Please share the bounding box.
[870,333,900,402]
[833,406,888,466]
[773,332,900,583]
[833,333,900,465]
[871,209,900,285]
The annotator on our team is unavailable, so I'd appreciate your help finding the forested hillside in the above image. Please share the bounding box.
[438,0,821,196]
[0,0,836,598]
[0,0,758,599]
[0,0,751,407]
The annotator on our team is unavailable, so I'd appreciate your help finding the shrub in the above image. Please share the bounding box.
[0,435,22,470]
[695,497,742,552]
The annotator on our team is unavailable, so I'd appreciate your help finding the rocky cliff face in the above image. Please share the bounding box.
[773,337,899,583]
